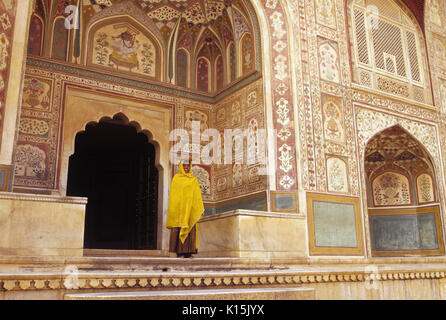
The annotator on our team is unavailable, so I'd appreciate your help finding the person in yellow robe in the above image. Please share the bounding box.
[167,161,204,258]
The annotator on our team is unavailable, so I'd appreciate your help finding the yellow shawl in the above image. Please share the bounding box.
[166,162,204,246]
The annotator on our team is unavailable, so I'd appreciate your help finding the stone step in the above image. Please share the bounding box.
[82,249,174,257]
[64,287,315,300]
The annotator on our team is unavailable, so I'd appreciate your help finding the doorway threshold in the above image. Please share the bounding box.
[83,249,174,258]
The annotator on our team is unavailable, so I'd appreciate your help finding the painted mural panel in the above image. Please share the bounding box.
[246,116,259,165]
[14,143,48,179]
[417,174,435,204]
[372,172,411,206]
[318,38,340,83]
[21,77,51,110]
[321,94,344,143]
[440,81,446,114]
[184,108,209,133]
[232,163,243,188]
[315,0,336,29]
[231,98,242,126]
[51,17,68,61]
[326,157,348,193]
[90,22,157,78]
[191,164,211,196]
[27,14,43,56]
[13,74,60,191]
[241,33,254,75]
[428,0,443,27]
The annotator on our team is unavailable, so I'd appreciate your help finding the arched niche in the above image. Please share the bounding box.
[364,125,444,256]
[196,56,211,93]
[215,55,224,91]
[60,87,172,251]
[176,48,190,88]
[27,13,44,56]
[67,113,161,250]
[239,32,254,76]
[51,16,69,61]
[85,15,163,81]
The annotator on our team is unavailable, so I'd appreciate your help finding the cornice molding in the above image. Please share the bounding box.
[26,57,262,104]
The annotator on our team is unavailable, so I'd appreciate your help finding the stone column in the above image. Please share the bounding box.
[0,0,32,191]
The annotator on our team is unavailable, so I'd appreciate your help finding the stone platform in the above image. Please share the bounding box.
[1,252,446,299]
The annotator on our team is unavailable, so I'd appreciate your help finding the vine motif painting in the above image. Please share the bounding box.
[417,174,434,203]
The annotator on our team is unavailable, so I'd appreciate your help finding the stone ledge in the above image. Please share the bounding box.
[200,209,305,222]
[64,287,315,300]
[0,191,87,204]
[1,265,446,292]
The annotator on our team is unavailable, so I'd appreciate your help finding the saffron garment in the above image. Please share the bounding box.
[167,162,204,254]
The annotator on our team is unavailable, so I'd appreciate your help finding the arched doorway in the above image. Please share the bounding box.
[67,115,158,250]
[364,125,444,256]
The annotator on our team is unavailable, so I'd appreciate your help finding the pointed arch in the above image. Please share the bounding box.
[28,13,44,56]
[239,32,254,75]
[227,41,236,83]
[215,54,224,91]
[51,16,69,61]
[176,48,190,88]
[364,125,444,256]
[196,57,211,93]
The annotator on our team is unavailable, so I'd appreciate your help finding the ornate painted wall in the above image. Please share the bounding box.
[7,0,446,257]
[0,0,16,149]
[13,64,216,195]
[211,78,267,202]
[13,74,59,191]
[284,0,446,256]
[29,0,262,94]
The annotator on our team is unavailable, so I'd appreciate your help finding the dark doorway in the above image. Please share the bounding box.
[67,117,158,250]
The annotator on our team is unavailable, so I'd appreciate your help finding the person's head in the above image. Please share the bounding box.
[182,162,191,173]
